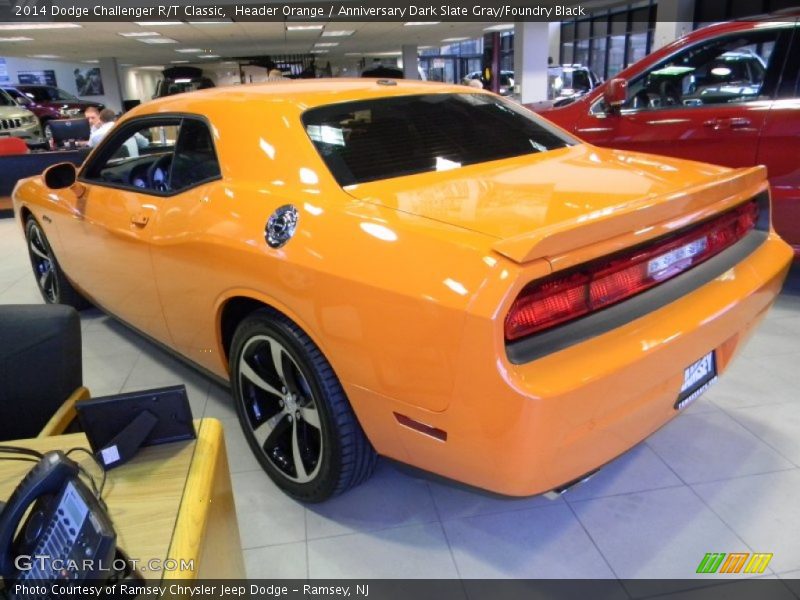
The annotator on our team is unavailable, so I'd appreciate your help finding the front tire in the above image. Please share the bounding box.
[42,121,53,145]
[230,309,377,502]
[25,217,89,309]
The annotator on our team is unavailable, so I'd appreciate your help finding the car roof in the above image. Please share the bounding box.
[130,78,483,115]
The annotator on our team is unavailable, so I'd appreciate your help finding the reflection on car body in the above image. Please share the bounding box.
[533,16,800,256]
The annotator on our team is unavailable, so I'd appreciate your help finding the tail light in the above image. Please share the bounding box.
[505,200,760,341]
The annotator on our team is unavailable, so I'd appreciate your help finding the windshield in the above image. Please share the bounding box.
[303,93,574,186]
[22,86,79,102]
[0,89,15,107]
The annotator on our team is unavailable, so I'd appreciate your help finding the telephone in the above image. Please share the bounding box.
[0,451,116,584]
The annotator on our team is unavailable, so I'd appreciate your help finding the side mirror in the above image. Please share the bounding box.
[43,162,77,190]
[604,78,628,112]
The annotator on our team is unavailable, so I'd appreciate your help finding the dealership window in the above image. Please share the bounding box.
[419,38,484,84]
[559,1,656,80]
[694,0,800,28]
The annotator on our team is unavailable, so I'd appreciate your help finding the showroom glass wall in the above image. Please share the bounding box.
[420,39,483,84]
[694,0,800,26]
[559,1,657,80]
[419,32,513,84]
[419,0,797,87]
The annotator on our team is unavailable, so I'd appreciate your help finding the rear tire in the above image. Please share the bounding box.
[230,308,377,502]
[25,217,89,309]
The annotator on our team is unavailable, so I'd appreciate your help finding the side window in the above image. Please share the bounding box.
[82,120,180,193]
[170,119,221,191]
[623,29,784,112]
[777,26,800,99]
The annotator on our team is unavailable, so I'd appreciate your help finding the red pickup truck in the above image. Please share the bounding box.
[533,14,800,256]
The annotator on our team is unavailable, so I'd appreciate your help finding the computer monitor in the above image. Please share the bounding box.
[48,118,90,147]
[122,99,141,113]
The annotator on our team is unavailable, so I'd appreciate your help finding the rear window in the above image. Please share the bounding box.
[302,93,574,186]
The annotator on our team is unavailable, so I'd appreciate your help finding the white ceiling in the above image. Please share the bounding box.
[0,21,506,66]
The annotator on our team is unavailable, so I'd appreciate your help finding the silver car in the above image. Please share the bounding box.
[0,88,44,147]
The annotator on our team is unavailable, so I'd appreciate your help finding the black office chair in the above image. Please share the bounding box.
[0,305,88,441]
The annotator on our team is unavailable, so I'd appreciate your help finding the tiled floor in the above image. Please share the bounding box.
[2,217,799,586]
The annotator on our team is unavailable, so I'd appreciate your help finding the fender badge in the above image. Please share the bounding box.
[266,204,299,248]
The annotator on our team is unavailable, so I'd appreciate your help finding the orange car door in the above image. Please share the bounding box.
[145,117,224,369]
[60,118,182,342]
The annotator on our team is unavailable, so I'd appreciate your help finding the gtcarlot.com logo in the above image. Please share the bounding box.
[696,552,773,574]
[15,554,195,573]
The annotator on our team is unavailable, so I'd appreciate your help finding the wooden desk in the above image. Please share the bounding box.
[0,418,244,580]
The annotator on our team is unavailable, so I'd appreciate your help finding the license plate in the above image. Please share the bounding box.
[648,237,708,281]
[675,351,717,410]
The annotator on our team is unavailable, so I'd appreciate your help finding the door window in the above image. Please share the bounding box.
[81,117,219,194]
[170,118,221,191]
[621,29,786,112]
[777,25,800,99]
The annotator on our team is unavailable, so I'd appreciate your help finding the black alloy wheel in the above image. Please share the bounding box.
[24,217,88,308]
[230,309,376,502]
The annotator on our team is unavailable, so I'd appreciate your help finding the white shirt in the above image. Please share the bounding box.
[88,121,115,147]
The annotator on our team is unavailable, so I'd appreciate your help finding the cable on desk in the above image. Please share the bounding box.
[0,456,40,465]
[0,445,43,459]
[66,447,107,505]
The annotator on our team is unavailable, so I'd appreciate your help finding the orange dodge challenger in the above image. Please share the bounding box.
[13,80,793,502]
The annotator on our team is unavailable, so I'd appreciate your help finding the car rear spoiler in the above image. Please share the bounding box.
[491,165,769,265]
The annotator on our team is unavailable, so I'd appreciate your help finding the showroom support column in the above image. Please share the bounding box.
[653,0,694,49]
[548,22,561,66]
[99,57,124,114]
[402,45,419,80]
[513,22,549,104]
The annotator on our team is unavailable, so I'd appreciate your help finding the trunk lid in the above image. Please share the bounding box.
[343,145,767,263]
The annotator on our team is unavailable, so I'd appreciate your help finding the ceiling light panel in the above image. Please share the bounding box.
[0,23,81,30]
[137,37,178,44]
[119,31,160,37]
